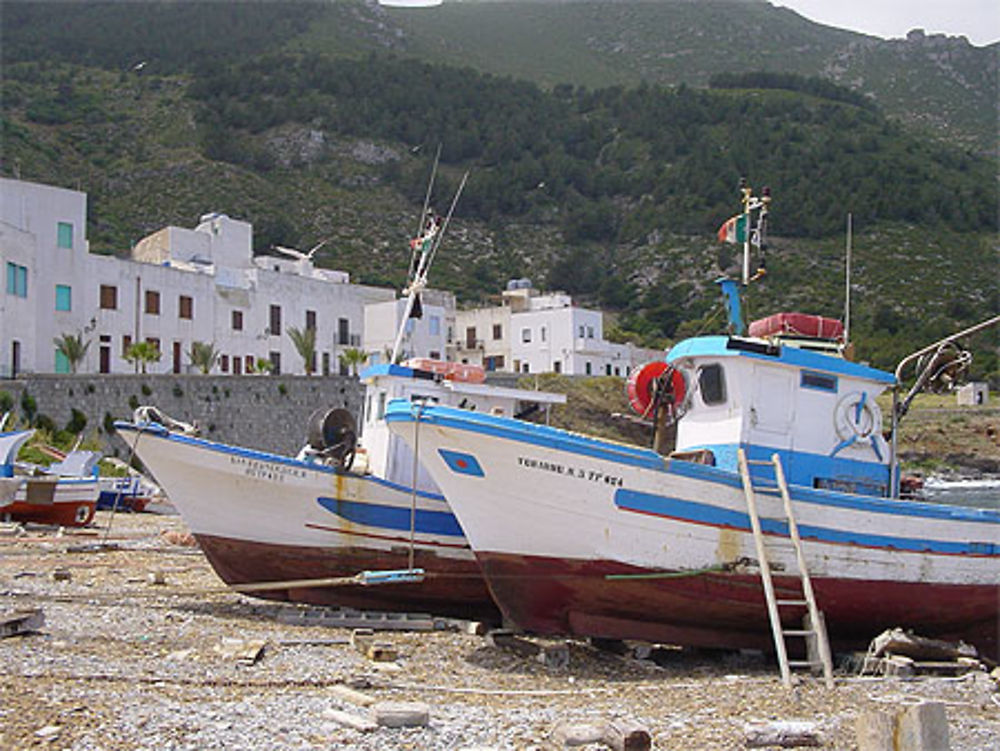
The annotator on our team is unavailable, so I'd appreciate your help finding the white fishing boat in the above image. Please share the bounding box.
[114,168,565,619]
[386,184,1000,661]
[0,428,99,527]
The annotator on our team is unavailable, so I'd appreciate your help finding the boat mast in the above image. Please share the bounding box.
[844,213,852,347]
[389,168,469,364]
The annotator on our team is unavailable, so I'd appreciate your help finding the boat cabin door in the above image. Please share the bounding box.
[748,365,795,454]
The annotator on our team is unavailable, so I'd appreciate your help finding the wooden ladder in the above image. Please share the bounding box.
[737,448,834,688]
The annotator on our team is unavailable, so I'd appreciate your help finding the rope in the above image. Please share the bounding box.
[604,564,730,581]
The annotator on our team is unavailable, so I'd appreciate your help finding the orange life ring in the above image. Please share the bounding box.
[627,361,686,416]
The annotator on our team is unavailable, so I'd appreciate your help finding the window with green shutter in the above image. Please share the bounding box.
[55,284,72,311]
[57,222,73,249]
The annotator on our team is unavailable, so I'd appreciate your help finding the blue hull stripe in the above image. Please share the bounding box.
[115,421,446,503]
[317,497,464,538]
[615,488,998,556]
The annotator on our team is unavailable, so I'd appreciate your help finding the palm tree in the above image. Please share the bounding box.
[253,358,274,375]
[187,341,219,374]
[339,347,370,376]
[124,341,161,374]
[53,332,91,374]
[287,326,317,376]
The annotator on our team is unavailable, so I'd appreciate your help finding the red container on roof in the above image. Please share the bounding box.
[748,312,844,341]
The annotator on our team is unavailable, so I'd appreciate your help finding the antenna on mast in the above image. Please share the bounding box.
[390,167,469,364]
[844,213,852,348]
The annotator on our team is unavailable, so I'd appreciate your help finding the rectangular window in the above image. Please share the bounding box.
[429,350,441,360]
[145,290,160,315]
[220,354,229,373]
[554,361,561,374]
[492,323,502,340]
[55,284,71,311]
[578,325,585,338]
[585,362,592,375]
[541,326,546,342]
[100,284,117,310]
[233,356,242,375]
[122,335,132,355]
[231,310,243,331]
[699,363,727,405]
[270,352,281,375]
[57,221,73,249]
[306,310,317,331]
[521,328,531,343]
[245,355,254,373]
[178,295,193,320]
[269,305,282,336]
[605,364,612,375]
[522,362,530,373]
[429,315,441,337]
[338,317,349,345]
[587,325,594,339]
[6,263,27,298]
[322,352,330,376]
[801,370,838,393]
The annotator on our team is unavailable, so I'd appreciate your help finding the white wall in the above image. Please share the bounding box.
[0,177,394,377]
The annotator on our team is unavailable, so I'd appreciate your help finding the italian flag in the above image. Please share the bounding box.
[717,214,748,244]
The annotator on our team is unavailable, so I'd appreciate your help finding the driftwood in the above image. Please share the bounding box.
[0,608,45,638]
[744,721,822,748]
[373,701,430,728]
[550,721,604,747]
[601,720,651,751]
[870,628,977,661]
[322,707,377,732]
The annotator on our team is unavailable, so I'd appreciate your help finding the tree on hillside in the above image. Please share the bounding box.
[287,326,316,376]
[52,332,91,374]
[187,340,220,374]
[339,347,369,376]
[124,341,161,374]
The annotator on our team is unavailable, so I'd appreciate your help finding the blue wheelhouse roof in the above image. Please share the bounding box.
[666,336,895,384]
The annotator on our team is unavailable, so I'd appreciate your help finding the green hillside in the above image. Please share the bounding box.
[1,1,996,383]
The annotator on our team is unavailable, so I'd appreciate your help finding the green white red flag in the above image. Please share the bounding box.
[717,214,748,244]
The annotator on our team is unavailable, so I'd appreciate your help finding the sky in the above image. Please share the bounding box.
[775,0,1000,46]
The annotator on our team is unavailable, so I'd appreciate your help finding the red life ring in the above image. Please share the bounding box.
[627,362,686,416]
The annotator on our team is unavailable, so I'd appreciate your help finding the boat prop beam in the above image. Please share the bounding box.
[889,314,1000,497]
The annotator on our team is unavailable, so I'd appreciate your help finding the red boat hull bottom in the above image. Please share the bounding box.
[477,552,999,660]
[195,533,500,623]
[3,501,96,527]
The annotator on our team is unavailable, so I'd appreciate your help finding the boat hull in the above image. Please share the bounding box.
[386,402,1000,658]
[5,477,98,527]
[116,423,497,621]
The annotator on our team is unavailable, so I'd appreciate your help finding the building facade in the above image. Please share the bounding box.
[1,177,394,377]
[454,281,661,376]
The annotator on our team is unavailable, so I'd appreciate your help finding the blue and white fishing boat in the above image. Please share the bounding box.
[386,184,1000,658]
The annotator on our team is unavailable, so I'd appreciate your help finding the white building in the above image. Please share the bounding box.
[362,289,456,365]
[454,280,661,376]
[1,177,394,377]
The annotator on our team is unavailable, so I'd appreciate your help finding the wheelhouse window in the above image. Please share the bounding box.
[801,370,838,393]
[698,363,727,405]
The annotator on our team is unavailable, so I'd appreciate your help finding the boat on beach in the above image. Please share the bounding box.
[385,184,1000,660]
[116,361,563,620]
[0,428,99,527]
[114,169,565,620]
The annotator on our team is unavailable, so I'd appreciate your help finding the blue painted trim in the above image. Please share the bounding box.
[666,336,895,384]
[385,400,665,471]
[615,488,998,556]
[666,457,1000,524]
[316,497,464,538]
[114,421,447,502]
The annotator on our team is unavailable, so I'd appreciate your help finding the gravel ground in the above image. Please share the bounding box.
[1,512,997,750]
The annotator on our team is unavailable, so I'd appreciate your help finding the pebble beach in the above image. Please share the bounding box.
[1,511,997,750]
